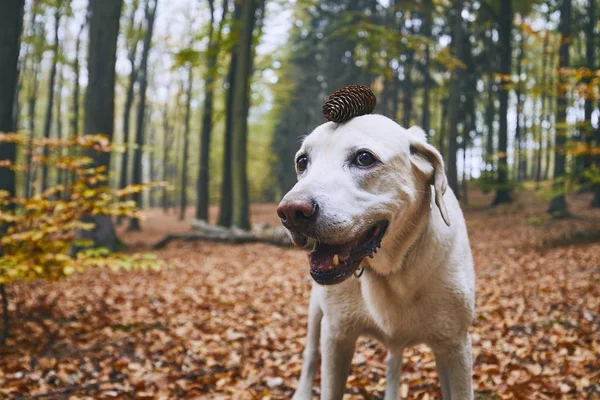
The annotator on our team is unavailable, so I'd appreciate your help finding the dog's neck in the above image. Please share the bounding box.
[365,184,437,277]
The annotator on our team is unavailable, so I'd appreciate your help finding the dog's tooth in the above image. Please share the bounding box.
[333,254,339,266]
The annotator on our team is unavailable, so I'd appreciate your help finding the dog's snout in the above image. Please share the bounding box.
[277,198,318,232]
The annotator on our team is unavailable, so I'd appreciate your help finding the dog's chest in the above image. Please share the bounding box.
[358,273,438,347]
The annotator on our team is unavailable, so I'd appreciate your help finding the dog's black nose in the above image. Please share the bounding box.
[277,198,318,233]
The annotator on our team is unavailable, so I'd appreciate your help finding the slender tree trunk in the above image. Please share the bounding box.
[536,30,549,186]
[196,0,228,221]
[447,0,463,197]
[179,68,193,221]
[55,64,66,190]
[514,31,524,182]
[0,0,25,204]
[129,0,158,231]
[544,51,557,181]
[493,0,512,205]
[81,0,124,250]
[217,2,243,227]
[402,53,414,128]
[25,58,40,198]
[421,0,433,137]
[548,0,571,216]
[485,66,495,178]
[161,106,171,213]
[41,6,62,192]
[119,6,141,196]
[68,20,85,197]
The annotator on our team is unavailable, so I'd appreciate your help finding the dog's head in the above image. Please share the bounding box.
[277,114,450,285]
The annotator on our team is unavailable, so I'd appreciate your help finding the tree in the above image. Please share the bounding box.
[179,67,193,221]
[196,0,229,222]
[217,2,242,227]
[41,2,64,192]
[548,0,571,217]
[492,0,513,205]
[128,0,158,231]
[586,0,600,207]
[119,0,142,201]
[24,8,44,198]
[161,106,172,212]
[0,0,25,344]
[421,0,434,137]
[514,28,526,182]
[229,0,263,229]
[535,27,550,185]
[447,0,463,197]
[83,0,124,249]
[0,0,25,197]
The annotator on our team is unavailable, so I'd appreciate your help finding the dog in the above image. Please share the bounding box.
[276,114,475,400]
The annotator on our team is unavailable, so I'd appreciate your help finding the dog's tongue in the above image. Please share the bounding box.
[309,242,353,271]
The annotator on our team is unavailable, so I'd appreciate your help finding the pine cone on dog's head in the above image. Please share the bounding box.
[323,85,377,123]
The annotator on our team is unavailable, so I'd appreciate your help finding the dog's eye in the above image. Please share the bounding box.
[354,151,376,167]
[296,155,308,172]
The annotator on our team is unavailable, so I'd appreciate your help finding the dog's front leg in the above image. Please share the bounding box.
[384,351,403,400]
[292,292,323,400]
[432,333,474,400]
[320,318,357,400]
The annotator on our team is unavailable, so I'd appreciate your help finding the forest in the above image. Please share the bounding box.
[0,0,599,398]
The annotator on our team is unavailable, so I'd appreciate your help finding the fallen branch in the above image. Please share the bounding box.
[152,223,293,249]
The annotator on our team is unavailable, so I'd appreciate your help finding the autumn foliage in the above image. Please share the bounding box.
[0,134,161,285]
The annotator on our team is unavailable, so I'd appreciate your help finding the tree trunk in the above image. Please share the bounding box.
[493,0,512,205]
[196,0,229,221]
[548,0,571,217]
[587,0,600,207]
[514,30,524,182]
[447,0,463,197]
[41,6,62,192]
[68,20,86,197]
[128,0,158,231]
[0,0,25,201]
[484,66,495,178]
[217,2,243,228]
[179,67,193,221]
[25,58,40,198]
[421,0,433,137]
[0,0,24,271]
[119,4,142,197]
[83,0,124,249]
[402,52,414,127]
[544,51,557,181]
[229,0,261,229]
[161,106,171,213]
[536,29,549,185]
[55,64,66,190]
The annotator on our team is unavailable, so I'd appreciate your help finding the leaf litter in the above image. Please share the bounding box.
[0,191,598,399]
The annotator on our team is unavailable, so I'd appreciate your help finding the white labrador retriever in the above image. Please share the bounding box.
[276,114,475,400]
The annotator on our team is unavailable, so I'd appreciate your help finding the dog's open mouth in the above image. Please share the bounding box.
[309,221,388,285]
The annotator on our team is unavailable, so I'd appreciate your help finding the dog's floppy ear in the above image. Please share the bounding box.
[407,127,451,227]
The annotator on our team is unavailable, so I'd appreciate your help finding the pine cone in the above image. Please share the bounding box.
[322,85,377,123]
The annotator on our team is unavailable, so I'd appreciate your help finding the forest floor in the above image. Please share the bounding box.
[1,189,599,399]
